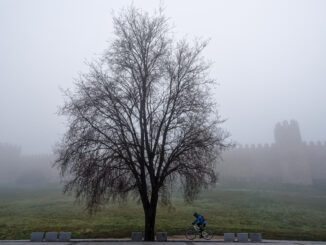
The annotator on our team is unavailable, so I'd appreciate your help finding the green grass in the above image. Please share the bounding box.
[0,182,326,240]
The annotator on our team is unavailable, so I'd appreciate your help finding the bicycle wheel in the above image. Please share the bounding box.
[202,229,213,240]
[185,229,196,240]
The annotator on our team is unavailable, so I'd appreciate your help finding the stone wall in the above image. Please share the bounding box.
[219,120,326,186]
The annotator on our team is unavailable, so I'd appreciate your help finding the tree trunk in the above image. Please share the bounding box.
[143,200,158,241]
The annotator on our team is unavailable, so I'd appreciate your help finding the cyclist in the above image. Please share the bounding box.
[192,212,206,238]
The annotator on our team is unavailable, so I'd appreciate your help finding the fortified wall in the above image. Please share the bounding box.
[0,143,57,185]
[220,120,326,186]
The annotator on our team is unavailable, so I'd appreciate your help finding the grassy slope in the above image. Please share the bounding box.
[0,182,325,240]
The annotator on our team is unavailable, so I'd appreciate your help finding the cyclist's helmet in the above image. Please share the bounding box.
[193,212,198,217]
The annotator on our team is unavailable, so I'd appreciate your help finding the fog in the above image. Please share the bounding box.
[1,0,326,155]
[1,119,325,187]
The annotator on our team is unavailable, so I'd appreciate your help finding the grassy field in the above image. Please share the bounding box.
[0,182,325,241]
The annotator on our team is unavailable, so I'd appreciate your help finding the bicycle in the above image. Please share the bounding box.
[185,225,214,240]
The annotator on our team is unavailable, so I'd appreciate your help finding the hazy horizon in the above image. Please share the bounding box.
[1,0,326,154]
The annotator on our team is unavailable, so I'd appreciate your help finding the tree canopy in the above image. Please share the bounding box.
[55,6,229,240]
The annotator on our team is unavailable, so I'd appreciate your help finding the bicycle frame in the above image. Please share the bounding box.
[193,225,200,232]
[186,225,213,240]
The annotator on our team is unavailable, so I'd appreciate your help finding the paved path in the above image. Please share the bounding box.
[0,240,325,245]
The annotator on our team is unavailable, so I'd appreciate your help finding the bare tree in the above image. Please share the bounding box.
[55,6,229,241]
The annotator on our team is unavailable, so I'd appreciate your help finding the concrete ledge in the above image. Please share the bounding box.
[45,232,58,242]
[156,232,167,241]
[131,232,142,241]
[30,232,44,242]
[237,233,249,242]
[0,238,325,244]
[224,233,235,242]
[250,233,262,242]
[59,232,71,242]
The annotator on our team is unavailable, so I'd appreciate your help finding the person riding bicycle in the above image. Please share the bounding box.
[192,212,206,238]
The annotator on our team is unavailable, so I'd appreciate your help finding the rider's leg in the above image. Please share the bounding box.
[201,224,206,237]
[199,224,204,238]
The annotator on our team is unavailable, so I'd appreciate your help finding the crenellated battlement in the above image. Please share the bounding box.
[303,141,326,147]
[0,143,21,156]
[235,141,326,151]
[236,143,272,150]
[234,120,325,151]
[221,120,326,186]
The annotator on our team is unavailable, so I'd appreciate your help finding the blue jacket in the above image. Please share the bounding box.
[193,214,206,225]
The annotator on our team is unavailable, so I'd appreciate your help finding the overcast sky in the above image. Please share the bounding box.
[0,0,325,154]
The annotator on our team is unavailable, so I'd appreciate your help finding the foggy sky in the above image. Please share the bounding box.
[1,0,325,154]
